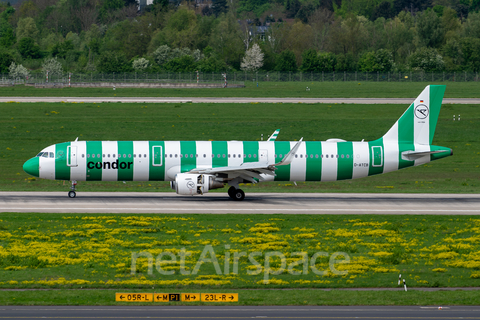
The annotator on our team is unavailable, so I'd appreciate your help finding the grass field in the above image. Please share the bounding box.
[0,213,479,290]
[1,82,480,98]
[0,100,477,193]
[1,289,480,306]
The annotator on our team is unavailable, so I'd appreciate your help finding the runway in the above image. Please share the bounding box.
[0,97,479,104]
[1,192,479,214]
[0,306,479,319]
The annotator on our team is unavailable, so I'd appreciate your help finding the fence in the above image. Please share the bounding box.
[2,71,480,85]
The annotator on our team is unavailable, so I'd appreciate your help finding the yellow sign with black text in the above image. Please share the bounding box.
[181,293,201,302]
[201,293,238,302]
[115,293,153,302]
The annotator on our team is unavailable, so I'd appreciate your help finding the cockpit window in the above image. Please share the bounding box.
[36,152,43,157]
[42,153,49,158]
[49,152,54,158]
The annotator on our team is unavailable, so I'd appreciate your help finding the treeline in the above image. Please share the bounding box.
[1,0,480,77]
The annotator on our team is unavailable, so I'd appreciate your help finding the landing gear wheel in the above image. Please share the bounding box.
[228,186,236,199]
[234,189,245,201]
[68,191,76,198]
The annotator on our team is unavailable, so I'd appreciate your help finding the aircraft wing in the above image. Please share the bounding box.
[189,138,303,183]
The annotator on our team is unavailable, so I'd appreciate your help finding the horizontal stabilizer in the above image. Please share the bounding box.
[401,150,445,161]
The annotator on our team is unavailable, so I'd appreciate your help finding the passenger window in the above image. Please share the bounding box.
[113,154,116,158]
[203,154,206,158]
[222,154,225,158]
[315,154,319,158]
[190,154,193,158]
[144,154,147,158]
[134,154,136,158]
[295,154,298,158]
[300,154,303,158]
[326,155,329,158]
[253,154,257,158]
[103,154,105,157]
[82,154,85,158]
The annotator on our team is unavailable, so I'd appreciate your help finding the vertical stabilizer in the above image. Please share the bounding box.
[383,85,446,145]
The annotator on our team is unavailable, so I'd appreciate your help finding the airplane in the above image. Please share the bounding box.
[23,85,452,201]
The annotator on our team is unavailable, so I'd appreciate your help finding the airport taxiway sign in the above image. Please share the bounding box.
[201,293,238,302]
[115,293,153,302]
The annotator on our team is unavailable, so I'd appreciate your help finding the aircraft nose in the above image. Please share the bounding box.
[23,158,39,177]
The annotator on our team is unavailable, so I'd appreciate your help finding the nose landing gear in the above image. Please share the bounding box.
[68,180,77,198]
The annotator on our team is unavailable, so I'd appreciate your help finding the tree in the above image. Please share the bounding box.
[464,12,480,39]
[416,9,444,48]
[16,17,39,41]
[153,45,171,65]
[318,52,336,71]
[371,1,394,21]
[275,49,297,71]
[165,55,197,72]
[17,37,41,59]
[300,48,320,72]
[208,12,244,70]
[132,57,150,71]
[241,43,264,71]
[459,37,480,72]
[162,8,198,49]
[212,0,228,16]
[0,50,14,73]
[358,49,393,72]
[42,57,63,76]
[9,62,30,79]
[96,51,132,72]
[409,47,444,71]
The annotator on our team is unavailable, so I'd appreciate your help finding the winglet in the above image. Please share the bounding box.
[267,129,280,141]
[274,138,303,166]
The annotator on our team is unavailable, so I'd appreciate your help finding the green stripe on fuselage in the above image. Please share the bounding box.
[117,141,133,181]
[243,141,258,163]
[86,141,102,181]
[305,141,321,181]
[55,142,70,180]
[336,142,353,180]
[274,141,290,181]
[180,141,197,172]
[212,141,228,167]
[368,139,384,176]
[149,141,165,181]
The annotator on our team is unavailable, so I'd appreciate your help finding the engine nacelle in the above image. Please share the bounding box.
[170,173,224,195]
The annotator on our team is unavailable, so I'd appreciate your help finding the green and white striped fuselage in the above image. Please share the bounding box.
[23,85,453,199]
[32,139,448,183]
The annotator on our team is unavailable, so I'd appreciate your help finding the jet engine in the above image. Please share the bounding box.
[170,173,224,195]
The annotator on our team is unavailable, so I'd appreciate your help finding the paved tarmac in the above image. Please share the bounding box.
[1,97,480,104]
[1,192,479,214]
[0,305,479,319]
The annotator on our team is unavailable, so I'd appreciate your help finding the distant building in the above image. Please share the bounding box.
[137,0,154,11]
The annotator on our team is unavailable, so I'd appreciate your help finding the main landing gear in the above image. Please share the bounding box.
[68,180,77,198]
[228,186,245,201]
